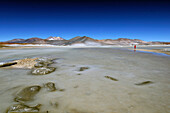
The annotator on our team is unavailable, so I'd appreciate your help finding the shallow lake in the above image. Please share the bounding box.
[0,47,170,113]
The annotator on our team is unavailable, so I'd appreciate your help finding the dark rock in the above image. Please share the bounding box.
[14,85,41,102]
[59,89,65,92]
[79,67,89,71]
[0,62,17,67]
[105,76,118,81]
[135,81,153,86]
[6,104,41,113]
[44,82,57,92]
[31,67,56,75]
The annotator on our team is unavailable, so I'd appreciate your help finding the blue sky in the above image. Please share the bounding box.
[0,0,170,42]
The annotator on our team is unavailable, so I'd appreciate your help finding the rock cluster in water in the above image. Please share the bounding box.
[6,82,59,113]
[0,57,57,75]
[31,57,56,75]
[7,85,41,113]
[1,57,59,112]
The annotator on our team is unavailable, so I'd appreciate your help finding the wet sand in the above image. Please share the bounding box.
[0,47,170,113]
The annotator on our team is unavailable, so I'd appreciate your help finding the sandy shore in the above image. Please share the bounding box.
[133,48,170,55]
[0,47,170,113]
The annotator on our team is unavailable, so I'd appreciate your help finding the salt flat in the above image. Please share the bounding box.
[0,47,169,113]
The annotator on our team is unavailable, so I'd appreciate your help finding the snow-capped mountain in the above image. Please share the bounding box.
[46,36,65,40]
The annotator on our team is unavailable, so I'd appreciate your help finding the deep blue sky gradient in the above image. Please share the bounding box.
[0,0,170,41]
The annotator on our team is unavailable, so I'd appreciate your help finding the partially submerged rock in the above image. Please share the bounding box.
[79,67,89,71]
[1,57,57,75]
[105,76,118,81]
[44,82,57,92]
[59,89,65,92]
[6,104,41,113]
[0,62,17,67]
[14,85,41,102]
[135,81,153,86]
[36,57,54,65]
[31,67,56,75]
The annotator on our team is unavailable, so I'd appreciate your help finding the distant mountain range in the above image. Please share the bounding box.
[1,36,170,46]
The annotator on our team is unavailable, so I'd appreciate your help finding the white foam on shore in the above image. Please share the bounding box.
[4,44,57,47]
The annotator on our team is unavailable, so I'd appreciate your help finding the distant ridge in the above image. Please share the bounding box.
[2,36,170,46]
[24,37,46,44]
[6,37,46,44]
[6,39,25,43]
[65,36,102,46]
[99,38,148,45]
